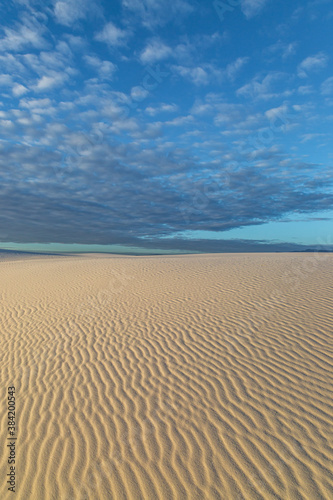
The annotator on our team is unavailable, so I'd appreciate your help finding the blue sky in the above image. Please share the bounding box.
[0,0,332,253]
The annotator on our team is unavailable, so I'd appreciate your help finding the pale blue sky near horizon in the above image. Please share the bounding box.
[0,0,332,254]
[168,212,333,245]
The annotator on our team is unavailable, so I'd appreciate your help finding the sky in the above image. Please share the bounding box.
[0,0,333,254]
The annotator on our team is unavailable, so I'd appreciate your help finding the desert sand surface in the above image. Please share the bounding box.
[0,253,333,500]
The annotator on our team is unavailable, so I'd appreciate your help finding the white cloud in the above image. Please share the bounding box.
[39,43,73,70]
[54,1,80,25]
[20,98,52,109]
[131,86,149,101]
[267,41,298,59]
[109,116,139,134]
[64,35,87,50]
[282,42,298,59]
[0,74,13,86]
[132,121,163,140]
[53,0,93,26]
[84,55,101,66]
[237,72,285,99]
[321,76,333,95]
[84,55,117,79]
[98,61,117,79]
[160,104,178,113]
[0,17,47,52]
[19,97,56,116]
[35,74,67,91]
[17,117,34,126]
[0,54,26,75]
[95,22,130,47]
[122,0,193,28]
[212,102,244,127]
[226,57,249,81]
[190,100,213,116]
[47,123,68,134]
[173,66,210,86]
[241,0,269,19]
[12,83,29,96]
[301,133,325,143]
[140,39,172,65]
[297,52,328,78]
[145,103,178,116]
[0,119,15,129]
[172,41,194,63]
[265,104,288,121]
[298,85,313,95]
[165,115,194,127]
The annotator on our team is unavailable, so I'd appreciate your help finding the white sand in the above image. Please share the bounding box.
[0,253,332,499]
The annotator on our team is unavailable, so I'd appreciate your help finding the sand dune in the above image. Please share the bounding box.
[0,253,333,499]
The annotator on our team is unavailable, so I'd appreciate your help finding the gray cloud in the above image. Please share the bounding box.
[1,130,332,250]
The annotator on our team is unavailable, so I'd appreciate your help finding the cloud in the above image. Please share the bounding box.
[145,103,178,116]
[84,55,117,79]
[95,22,130,47]
[281,42,297,59]
[35,73,67,91]
[165,115,194,126]
[225,57,249,81]
[130,86,149,101]
[0,54,26,76]
[265,104,289,121]
[12,83,29,96]
[0,16,47,52]
[53,0,101,26]
[172,65,220,86]
[20,98,52,109]
[0,119,15,130]
[122,0,193,29]
[321,76,333,95]
[266,41,298,59]
[190,100,212,116]
[54,1,83,25]
[64,34,87,50]
[297,52,329,77]
[1,115,332,249]
[180,67,209,85]
[300,133,326,143]
[0,74,13,86]
[298,85,313,95]
[140,39,172,64]
[0,0,331,253]
[240,0,269,18]
[237,72,286,99]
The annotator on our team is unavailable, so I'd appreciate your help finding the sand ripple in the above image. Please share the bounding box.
[0,253,332,499]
